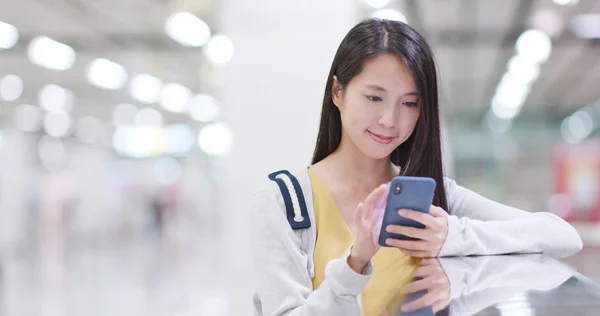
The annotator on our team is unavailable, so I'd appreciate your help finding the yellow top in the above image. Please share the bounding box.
[309,169,420,315]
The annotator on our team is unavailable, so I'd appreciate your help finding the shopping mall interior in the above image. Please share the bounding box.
[1,0,600,315]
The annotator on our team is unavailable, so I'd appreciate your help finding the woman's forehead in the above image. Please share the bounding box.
[353,53,417,92]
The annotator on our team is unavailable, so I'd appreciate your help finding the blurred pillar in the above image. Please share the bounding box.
[218,1,360,314]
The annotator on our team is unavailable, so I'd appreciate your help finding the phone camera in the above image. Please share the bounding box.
[394,183,402,195]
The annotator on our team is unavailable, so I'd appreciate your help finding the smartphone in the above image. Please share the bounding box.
[378,176,436,247]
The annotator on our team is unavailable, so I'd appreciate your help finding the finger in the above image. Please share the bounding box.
[374,184,389,211]
[368,190,387,223]
[404,277,433,294]
[374,183,390,209]
[353,202,364,223]
[412,264,437,278]
[419,258,438,267]
[421,264,446,280]
[397,249,431,258]
[386,238,429,251]
[366,185,389,224]
[432,298,450,313]
[398,248,433,258]
[401,291,437,313]
[364,184,388,211]
[398,209,437,228]
[429,205,448,218]
[386,225,428,240]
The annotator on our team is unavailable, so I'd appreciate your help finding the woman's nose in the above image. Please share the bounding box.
[378,105,396,128]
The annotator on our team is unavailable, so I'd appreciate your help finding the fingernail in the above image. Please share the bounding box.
[398,210,406,215]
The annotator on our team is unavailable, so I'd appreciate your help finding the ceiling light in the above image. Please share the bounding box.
[43,112,71,138]
[0,74,23,101]
[160,83,191,113]
[165,12,211,47]
[38,84,74,113]
[516,29,552,64]
[135,107,163,126]
[362,0,392,9]
[198,122,233,156]
[372,9,408,23]
[0,21,18,49]
[129,74,162,103]
[553,0,579,6]
[28,36,76,71]
[86,58,128,90]
[204,35,235,65]
[188,94,220,122]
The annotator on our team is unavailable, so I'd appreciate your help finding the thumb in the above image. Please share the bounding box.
[429,205,447,217]
[354,202,365,223]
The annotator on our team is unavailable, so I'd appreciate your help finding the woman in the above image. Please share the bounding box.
[251,18,582,316]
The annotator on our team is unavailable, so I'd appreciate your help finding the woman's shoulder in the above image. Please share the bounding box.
[251,168,315,247]
[252,167,312,215]
[252,179,283,213]
[441,176,461,212]
[253,168,310,195]
[442,176,458,193]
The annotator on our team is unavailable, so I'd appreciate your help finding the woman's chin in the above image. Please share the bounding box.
[361,146,395,160]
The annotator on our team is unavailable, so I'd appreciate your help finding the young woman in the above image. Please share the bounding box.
[251,18,583,316]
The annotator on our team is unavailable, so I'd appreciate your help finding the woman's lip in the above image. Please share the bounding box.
[368,131,395,144]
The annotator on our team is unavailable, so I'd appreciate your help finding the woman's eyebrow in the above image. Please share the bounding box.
[365,85,419,97]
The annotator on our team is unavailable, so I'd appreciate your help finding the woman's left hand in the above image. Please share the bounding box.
[384,205,449,257]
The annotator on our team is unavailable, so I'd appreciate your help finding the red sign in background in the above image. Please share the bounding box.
[552,141,600,222]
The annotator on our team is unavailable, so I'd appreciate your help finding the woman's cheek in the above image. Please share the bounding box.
[346,105,367,129]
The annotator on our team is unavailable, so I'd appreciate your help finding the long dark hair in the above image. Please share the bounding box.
[311,19,448,211]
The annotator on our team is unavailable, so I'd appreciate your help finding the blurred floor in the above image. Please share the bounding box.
[0,214,227,316]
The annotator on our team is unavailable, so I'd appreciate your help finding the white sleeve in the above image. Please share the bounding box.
[438,178,583,257]
[251,190,373,316]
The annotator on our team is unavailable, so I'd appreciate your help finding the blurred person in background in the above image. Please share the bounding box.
[251,18,583,316]
[150,191,167,238]
[149,183,178,238]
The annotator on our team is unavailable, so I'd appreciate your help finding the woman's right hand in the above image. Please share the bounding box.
[348,183,390,274]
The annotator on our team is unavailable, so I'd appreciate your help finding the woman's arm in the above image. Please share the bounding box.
[439,178,583,257]
[251,189,372,316]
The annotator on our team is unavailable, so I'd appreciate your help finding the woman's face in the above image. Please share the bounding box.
[332,53,421,160]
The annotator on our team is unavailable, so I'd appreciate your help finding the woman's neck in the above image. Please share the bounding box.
[316,139,398,192]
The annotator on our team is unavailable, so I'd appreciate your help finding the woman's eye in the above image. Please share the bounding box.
[404,101,418,108]
[366,95,383,102]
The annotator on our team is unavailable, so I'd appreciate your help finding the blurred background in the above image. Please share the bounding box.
[0,0,599,314]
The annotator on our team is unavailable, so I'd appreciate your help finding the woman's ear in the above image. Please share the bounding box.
[331,76,343,108]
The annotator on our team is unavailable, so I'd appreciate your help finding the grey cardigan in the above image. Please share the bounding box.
[251,168,583,316]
